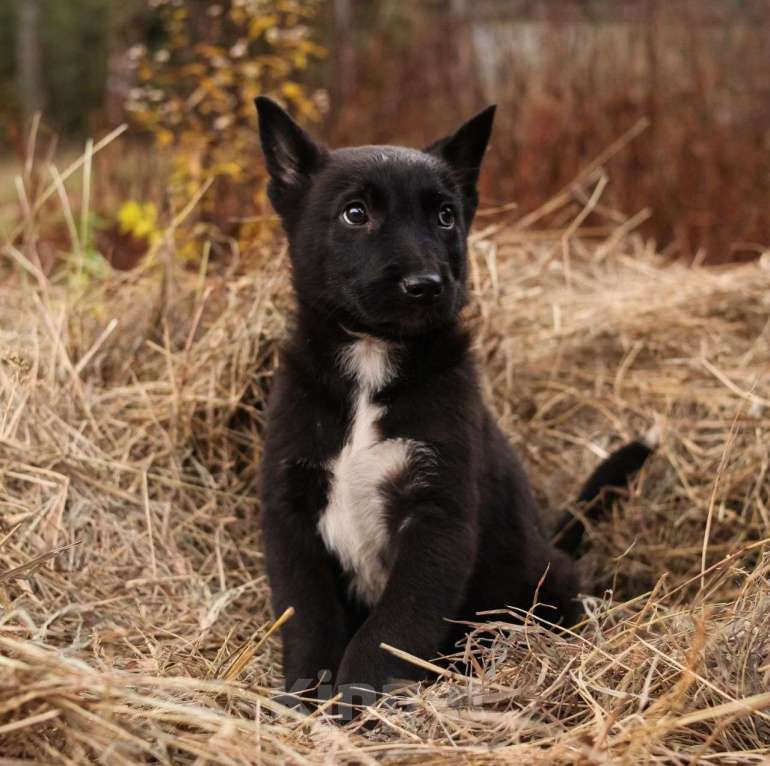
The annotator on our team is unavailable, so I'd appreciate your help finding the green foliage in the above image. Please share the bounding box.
[0,2,15,82]
[40,0,111,136]
[127,0,325,247]
[0,1,18,144]
[0,0,114,144]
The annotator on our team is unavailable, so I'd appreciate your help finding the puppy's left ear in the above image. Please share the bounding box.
[425,105,496,216]
[255,96,327,216]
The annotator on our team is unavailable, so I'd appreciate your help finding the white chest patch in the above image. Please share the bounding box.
[317,337,422,606]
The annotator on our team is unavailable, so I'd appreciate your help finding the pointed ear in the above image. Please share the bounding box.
[425,104,496,192]
[255,96,326,212]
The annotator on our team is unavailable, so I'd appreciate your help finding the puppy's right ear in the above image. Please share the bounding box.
[255,96,326,214]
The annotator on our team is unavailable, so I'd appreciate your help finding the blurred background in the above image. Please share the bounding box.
[1,0,769,268]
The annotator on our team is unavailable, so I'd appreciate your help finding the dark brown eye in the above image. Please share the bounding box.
[438,204,455,229]
[342,202,368,226]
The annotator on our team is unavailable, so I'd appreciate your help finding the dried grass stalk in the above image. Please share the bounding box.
[1,149,769,763]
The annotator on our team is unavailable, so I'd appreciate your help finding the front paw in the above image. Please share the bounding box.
[274,668,335,716]
[335,645,388,718]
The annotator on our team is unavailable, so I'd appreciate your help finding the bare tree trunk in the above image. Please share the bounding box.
[330,0,355,119]
[17,0,45,124]
[104,5,134,127]
[450,0,482,117]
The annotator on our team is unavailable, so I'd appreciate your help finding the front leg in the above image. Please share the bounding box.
[335,507,477,704]
[262,461,351,703]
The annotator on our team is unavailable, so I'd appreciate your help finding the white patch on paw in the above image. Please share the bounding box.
[318,337,426,606]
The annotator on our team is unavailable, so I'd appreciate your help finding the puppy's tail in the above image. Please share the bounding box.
[553,432,657,556]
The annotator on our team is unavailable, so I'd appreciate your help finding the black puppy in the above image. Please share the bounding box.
[255,96,651,710]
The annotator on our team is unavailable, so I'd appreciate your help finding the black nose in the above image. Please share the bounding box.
[400,273,443,302]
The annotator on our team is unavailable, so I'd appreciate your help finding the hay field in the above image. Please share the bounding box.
[1,182,770,763]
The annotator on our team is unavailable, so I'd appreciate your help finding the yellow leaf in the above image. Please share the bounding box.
[156,128,174,148]
[118,201,142,234]
[280,82,303,100]
[248,15,278,39]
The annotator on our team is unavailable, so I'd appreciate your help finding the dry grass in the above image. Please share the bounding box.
[1,146,770,764]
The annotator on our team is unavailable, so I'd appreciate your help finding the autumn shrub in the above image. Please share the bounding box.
[126,0,325,257]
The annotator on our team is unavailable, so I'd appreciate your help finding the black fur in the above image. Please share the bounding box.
[255,97,651,712]
[553,440,653,554]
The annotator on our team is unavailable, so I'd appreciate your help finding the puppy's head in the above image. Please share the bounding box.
[255,97,495,337]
